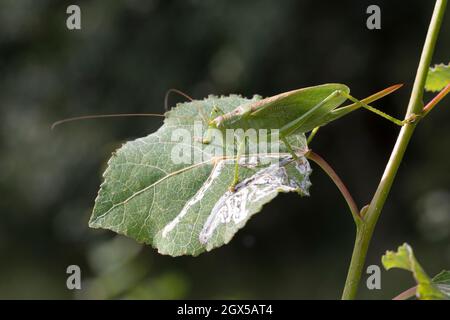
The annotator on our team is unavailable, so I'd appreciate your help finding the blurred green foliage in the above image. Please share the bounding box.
[0,0,449,299]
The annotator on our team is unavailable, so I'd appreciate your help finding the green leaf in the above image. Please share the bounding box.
[425,63,450,92]
[89,95,312,256]
[382,243,448,300]
[432,270,450,297]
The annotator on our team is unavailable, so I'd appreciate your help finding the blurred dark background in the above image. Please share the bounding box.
[0,0,449,299]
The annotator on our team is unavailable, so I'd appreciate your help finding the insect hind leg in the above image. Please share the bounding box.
[279,90,342,137]
[336,90,405,126]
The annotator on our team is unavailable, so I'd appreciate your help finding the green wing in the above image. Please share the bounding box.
[247,83,349,132]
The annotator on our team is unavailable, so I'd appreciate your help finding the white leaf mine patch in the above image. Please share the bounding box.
[161,160,228,238]
[161,156,261,238]
[199,156,311,244]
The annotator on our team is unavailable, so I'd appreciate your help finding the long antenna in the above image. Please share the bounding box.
[164,88,194,111]
[51,113,165,130]
[51,89,213,130]
[52,89,196,130]
[164,88,210,124]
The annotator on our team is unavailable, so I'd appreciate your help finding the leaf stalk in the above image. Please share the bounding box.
[306,150,362,225]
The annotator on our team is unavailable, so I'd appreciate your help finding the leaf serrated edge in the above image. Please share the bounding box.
[382,243,447,300]
[425,62,450,92]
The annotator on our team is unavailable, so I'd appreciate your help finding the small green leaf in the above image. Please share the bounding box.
[382,243,448,300]
[89,95,311,256]
[432,270,450,297]
[425,63,450,92]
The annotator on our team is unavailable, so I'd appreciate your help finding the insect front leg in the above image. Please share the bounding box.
[198,104,227,144]
[200,126,214,144]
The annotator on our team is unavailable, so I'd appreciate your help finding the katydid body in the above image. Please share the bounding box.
[51,83,404,191]
[203,83,404,190]
[208,83,402,134]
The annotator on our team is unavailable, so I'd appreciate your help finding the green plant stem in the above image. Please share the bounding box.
[341,0,447,300]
